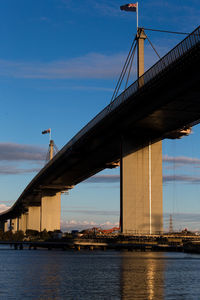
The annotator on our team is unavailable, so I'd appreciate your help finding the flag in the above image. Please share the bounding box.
[42,128,51,134]
[120,3,137,12]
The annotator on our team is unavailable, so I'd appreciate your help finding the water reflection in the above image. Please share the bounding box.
[1,249,200,299]
[120,252,165,300]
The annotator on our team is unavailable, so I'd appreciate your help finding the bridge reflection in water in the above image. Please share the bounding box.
[120,252,164,300]
[2,248,200,299]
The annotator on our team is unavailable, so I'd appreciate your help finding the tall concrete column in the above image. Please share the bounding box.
[137,28,146,87]
[27,191,61,232]
[120,28,163,235]
[11,218,18,232]
[41,191,61,232]
[120,141,163,234]
[4,221,8,232]
[28,206,41,231]
[19,213,28,233]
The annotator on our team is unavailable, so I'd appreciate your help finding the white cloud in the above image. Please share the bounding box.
[0,204,10,213]
[60,219,119,231]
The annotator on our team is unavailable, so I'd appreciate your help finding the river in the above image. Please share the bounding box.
[0,248,199,299]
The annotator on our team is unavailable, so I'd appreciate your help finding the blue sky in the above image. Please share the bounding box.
[0,0,200,231]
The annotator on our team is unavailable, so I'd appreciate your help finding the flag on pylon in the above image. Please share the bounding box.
[120,3,137,12]
[42,128,51,134]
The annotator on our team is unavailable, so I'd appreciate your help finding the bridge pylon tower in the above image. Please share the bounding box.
[120,27,163,235]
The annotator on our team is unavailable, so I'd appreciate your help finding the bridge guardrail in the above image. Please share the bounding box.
[67,26,200,148]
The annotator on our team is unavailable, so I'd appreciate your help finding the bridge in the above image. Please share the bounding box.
[0,26,200,234]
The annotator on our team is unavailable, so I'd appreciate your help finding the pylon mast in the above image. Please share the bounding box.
[49,140,54,160]
[137,28,147,79]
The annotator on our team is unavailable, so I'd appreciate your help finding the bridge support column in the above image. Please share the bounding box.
[4,221,8,232]
[19,213,28,233]
[11,218,18,232]
[27,191,61,232]
[28,206,41,232]
[40,191,61,232]
[120,140,163,235]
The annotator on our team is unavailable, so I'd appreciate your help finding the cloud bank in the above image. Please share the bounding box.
[0,143,45,175]
[63,209,119,216]
[163,155,200,166]
[0,204,10,213]
[163,175,200,184]
[0,143,46,161]
[60,219,119,231]
[0,166,40,175]
[0,53,125,80]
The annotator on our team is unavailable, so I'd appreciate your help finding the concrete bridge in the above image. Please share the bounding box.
[0,26,200,234]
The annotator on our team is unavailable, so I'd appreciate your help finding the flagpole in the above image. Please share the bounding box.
[137,2,138,30]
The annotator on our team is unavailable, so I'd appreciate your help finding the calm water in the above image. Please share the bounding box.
[0,247,200,299]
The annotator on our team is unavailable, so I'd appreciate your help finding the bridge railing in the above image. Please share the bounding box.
[59,26,200,153]
[110,26,200,111]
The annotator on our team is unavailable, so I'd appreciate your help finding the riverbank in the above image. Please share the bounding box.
[1,235,200,253]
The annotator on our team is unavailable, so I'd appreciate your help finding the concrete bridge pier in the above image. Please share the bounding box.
[27,190,61,232]
[28,206,41,231]
[120,139,163,235]
[40,190,61,232]
[11,218,18,232]
[4,221,8,232]
[18,213,28,233]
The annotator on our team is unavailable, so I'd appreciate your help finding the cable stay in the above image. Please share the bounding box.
[110,29,164,105]
[143,28,190,35]
[124,42,137,91]
[109,25,197,107]
[110,36,137,103]
[146,35,161,59]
